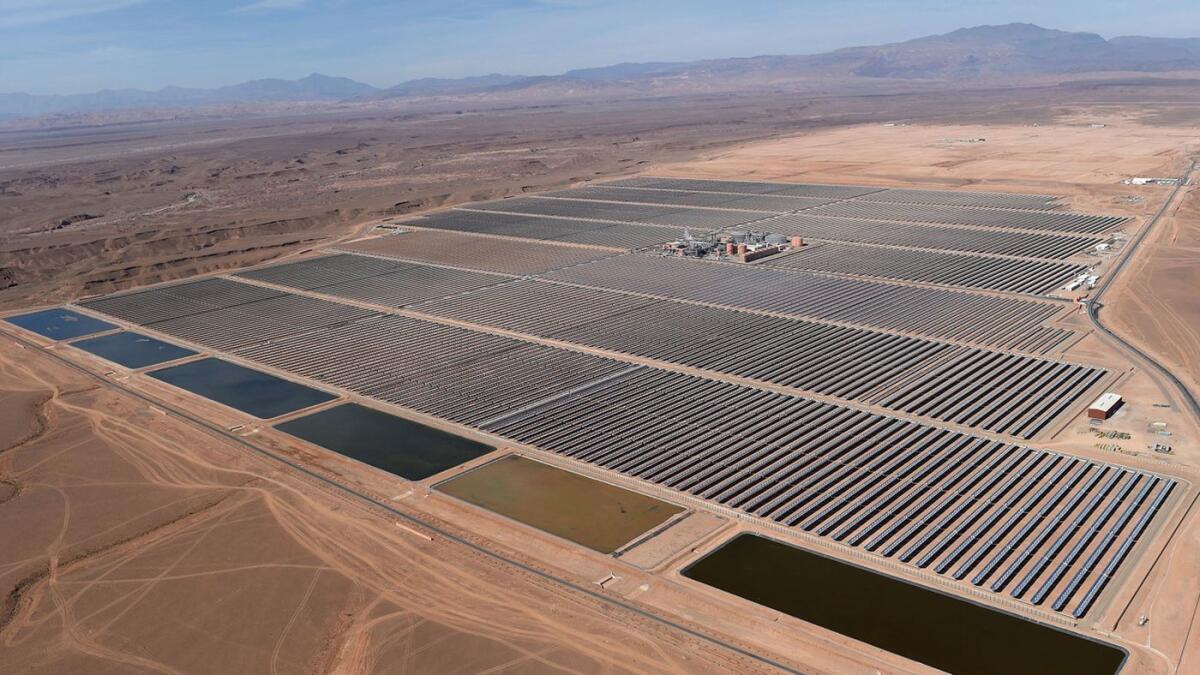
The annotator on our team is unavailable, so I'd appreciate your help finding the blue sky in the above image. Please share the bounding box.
[2,0,1199,95]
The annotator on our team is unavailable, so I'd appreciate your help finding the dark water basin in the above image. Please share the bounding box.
[73,331,196,369]
[683,534,1125,675]
[149,357,334,418]
[6,308,115,340]
[276,403,494,480]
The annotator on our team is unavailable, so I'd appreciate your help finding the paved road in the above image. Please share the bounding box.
[1086,160,1199,423]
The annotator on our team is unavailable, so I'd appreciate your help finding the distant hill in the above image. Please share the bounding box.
[0,73,380,117]
[593,24,1200,81]
[804,24,1200,78]
[562,62,688,81]
[381,74,528,97]
[5,24,1200,117]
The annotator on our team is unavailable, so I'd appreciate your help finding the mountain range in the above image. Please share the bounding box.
[5,23,1200,117]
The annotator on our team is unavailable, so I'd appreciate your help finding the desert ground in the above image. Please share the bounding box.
[1,78,1197,309]
[0,336,771,674]
[1107,187,1200,397]
[2,81,1200,674]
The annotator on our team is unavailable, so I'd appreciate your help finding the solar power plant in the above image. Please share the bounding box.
[762,241,1087,294]
[484,368,1176,619]
[760,213,1101,260]
[859,188,1061,210]
[604,176,1063,210]
[540,255,1072,353]
[806,201,1127,234]
[73,273,1167,617]
[546,185,754,208]
[416,280,660,335]
[235,253,508,307]
[125,294,376,351]
[79,277,285,325]
[542,185,838,212]
[466,197,772,229]
[603,176,884,199]
[80,278,378,351]
[871,350,1106,438]
[419,279,961,403]
[411,209,691,249]
[237,253,409,289]
[68,175,1171,620]
[335,229,616,275]
[417,279,1103,438]
[232,314,631,427]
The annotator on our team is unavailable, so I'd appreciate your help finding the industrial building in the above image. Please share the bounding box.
[1088,392,1124,420]
[660,228,801,261]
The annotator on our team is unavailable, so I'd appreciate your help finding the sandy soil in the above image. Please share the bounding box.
[651,116,1196,213]
[2,80,1197,310]
[1093,168,1200,675]
[1107,186,1200,397]
[0,337,758,674]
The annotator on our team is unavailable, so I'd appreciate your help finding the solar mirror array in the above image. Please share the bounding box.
[69,176,1174,619]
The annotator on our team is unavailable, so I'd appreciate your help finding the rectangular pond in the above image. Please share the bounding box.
[683,534,1126,675]
[73,331,196,369]
[275,403,494,481]
[5,308,115,340]
[437,455,683,553]
[149,357,335,418]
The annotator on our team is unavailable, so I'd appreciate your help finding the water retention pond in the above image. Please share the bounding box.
[683,534,1125,675]
[437,455,682,553]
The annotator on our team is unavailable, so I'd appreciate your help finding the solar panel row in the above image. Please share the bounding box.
[485,367,1174,618]
[80,277,285,325]
[761,213,1100,260]
[543,185,837,212]
[233,314,629,427]
[413,209,692,250]
[602,176,883,199]
[467,197,771,229]
[236,253,509,307]
[859,188,1061,210]
[541,255,1068,352]
[808,201,1126,235]
[87,290,377,352]
[604,176,1061,209]
[416,278,1102,439]
[763,241,1087,294]
[336,229,616,275]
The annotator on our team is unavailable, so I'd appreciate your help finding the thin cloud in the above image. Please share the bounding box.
[86,45,139,60]
[0,0,148,28]
[230,0,305,14]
